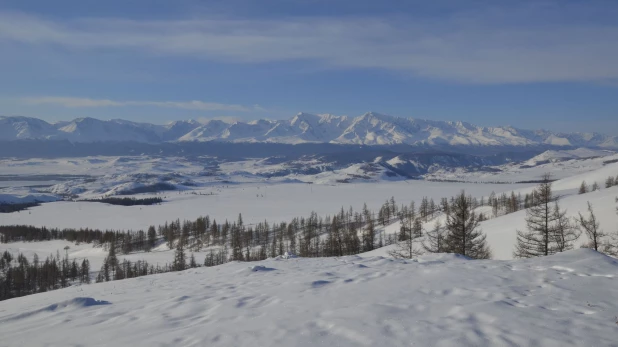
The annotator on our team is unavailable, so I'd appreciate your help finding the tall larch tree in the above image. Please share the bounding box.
[514,174,560,258]
[444,191,492,259]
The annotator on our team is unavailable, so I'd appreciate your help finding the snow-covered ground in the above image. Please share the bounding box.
[0,180,527,231]
[0,249,617,347]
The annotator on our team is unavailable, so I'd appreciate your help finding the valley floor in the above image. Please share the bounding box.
[0,249,617,347]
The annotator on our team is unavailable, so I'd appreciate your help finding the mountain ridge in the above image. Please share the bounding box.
[1,112,617,149]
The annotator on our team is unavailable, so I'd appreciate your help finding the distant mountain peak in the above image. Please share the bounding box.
[0,113,615,149]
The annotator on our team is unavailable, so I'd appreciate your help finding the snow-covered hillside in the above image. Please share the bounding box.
[425,150,618,183]
[0,249,616,347]
[1,113,617,148]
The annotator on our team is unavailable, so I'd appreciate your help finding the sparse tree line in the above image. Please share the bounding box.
[2,173,618,301]
[0,226,158,254]
[93,238,190,284]
[578,174,618,194]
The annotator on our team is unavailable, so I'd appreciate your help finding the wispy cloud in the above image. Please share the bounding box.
[1,2,618,83]
[22,96,258,112]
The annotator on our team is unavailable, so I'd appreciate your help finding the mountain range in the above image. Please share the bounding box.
[2,112,617,148]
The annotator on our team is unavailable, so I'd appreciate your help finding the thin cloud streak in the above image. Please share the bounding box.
[22,96,258,112]
[1,4,618,83]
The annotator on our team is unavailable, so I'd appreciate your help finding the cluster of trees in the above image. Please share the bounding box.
[81,197,163,206]
[94,240,182,283]
[0,225,158,254]
[0,202,40,213]
[390,191,492,259]
[0,249,90,301]
[0,240,202,301]
[515,174,618,258]
[578,174,618,194]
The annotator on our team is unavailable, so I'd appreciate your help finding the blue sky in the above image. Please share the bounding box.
[1,0,617,134]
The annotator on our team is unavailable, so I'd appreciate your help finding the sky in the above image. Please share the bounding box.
[0,0,617,134]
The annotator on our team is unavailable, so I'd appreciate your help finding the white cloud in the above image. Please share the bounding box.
[22,96,255,112]
[1,2,618,83]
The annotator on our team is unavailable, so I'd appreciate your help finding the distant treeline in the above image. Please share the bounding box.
[0,202,41,213]
[0,225,157,255]
[81,197,163,206]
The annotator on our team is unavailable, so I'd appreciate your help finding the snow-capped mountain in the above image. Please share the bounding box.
[0,116,60,140]
[1,113,617,148]
[56,117,162,143]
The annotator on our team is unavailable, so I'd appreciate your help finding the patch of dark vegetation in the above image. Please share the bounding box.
[81,197,163,206]
[119,183,176,194]
[515,179,559,184]
[603,158,618,165]
[0,202,40,213]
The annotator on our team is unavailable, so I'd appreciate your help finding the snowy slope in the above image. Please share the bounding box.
[2,113,617,148]
[524,148,614,165]
[0,249,617,347]
[425,151,618,183]
[0,193,59,204]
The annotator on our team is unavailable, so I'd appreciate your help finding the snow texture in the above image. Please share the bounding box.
[0,249,617,346]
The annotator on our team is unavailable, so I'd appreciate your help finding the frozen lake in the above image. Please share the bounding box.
[0,180,530,231]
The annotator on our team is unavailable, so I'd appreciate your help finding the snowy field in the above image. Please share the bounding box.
[1,249,617,347]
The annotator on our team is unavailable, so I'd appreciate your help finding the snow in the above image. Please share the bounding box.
[526,148,613,165]
[0,249,617,346]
